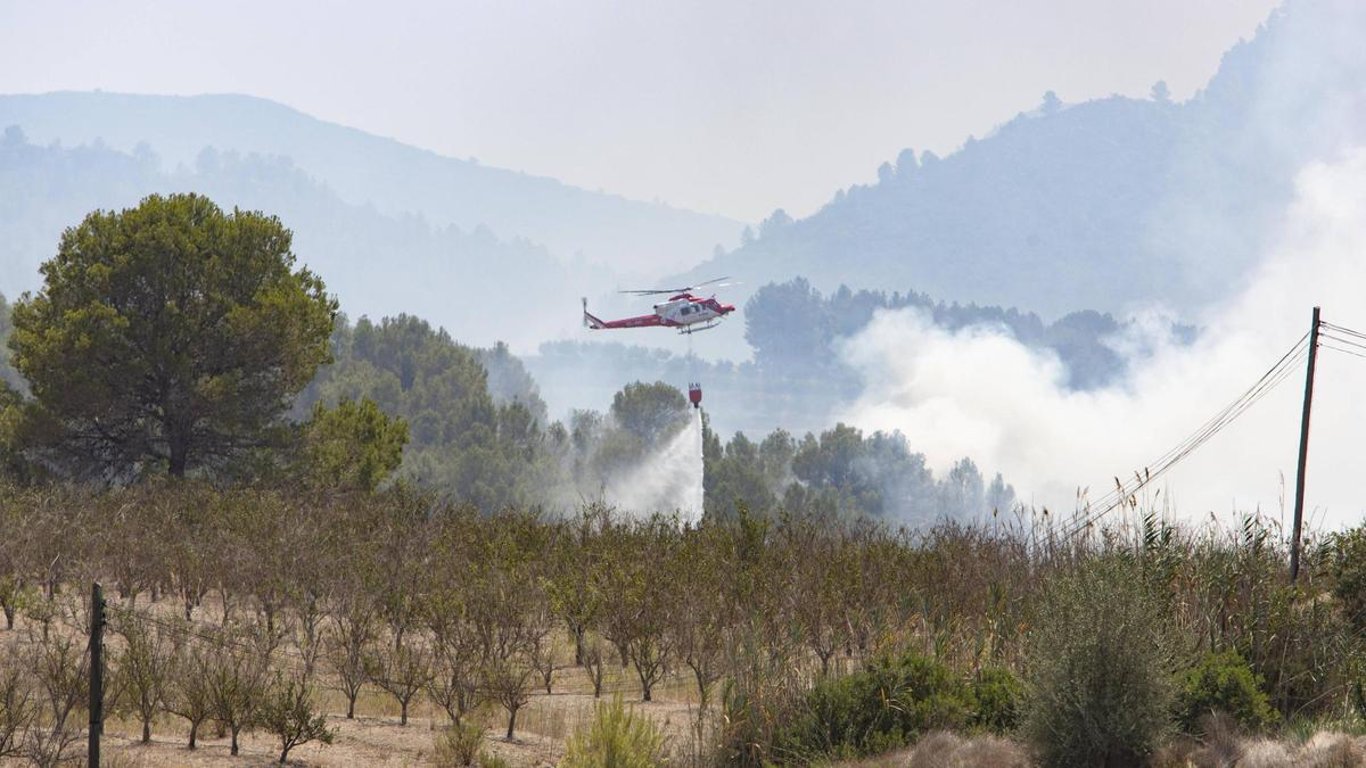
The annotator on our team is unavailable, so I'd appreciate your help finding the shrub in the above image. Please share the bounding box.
[1329,525,1366,634]
[434,721,485,767]
[775,651,972,761]
[1176,650,1277,734]
[257,673,334,764]
[1020,556,1175,768]
[560,694,667,768]
[971,665,1022,734]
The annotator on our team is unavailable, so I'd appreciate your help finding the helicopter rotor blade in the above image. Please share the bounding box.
[618,276,732,296]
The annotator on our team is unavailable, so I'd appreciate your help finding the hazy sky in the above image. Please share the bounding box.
[1,0,1279,221]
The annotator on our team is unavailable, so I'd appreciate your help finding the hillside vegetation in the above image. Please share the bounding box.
[676,0,1366,318]
[0,91,744,277]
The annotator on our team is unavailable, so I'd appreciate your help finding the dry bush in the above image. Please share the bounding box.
[433,721,485,767]
[1296,732,1366,768]
[949,735,1030,768]
[1150,712,1245,768]
[907,731,962,767]
[1236,738,1294,768]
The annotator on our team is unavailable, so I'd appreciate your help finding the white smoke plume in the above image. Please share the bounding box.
[602,408,705,524]
[838,150,1366,530]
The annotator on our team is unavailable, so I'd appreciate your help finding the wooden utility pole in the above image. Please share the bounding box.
[88,582,105,767]
[1289,306,1321,583]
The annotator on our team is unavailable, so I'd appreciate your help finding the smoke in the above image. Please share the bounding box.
[838,150,1366,529]
[602,408,705,524]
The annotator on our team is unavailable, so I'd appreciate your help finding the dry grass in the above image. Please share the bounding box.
[826,730,1366,768]
[820,732,1030,768]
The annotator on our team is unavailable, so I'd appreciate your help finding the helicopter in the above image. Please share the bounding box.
[582,277,737,335]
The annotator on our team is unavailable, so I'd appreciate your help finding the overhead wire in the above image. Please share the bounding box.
[1318,331,1366,355]
[1066,332,1308,524]
[1062,331,1311,537]
[1321,342,1366,360]
[1321,321,1366,343]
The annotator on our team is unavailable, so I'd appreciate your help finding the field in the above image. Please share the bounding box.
[2,482,1365,767]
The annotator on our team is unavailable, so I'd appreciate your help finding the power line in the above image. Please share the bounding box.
[1063,332,1310,537]
[1318,332,1366,354]
[1321,341,1366,360]
[1067,335,1307,528]
[1321,321,1366,344]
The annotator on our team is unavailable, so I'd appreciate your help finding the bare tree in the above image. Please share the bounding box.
[464,514,553,740]
[204,630,269,756]
[165,637,215,749]
[425,604,483,725]
[583,636,606,699]
[672,529,733,714]
[622,519,677,702]
[111,610,181,743]
[0,642,34,759]
[482,655,536,740]
[324,591,377,719]
[529,630,557,695]
[22,629,88,768]
[365,635,431,727]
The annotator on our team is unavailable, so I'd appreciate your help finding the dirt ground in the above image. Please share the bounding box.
[87,657,702,767]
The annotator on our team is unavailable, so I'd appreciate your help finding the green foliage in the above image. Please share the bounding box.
[1329,524,1366,635]
[1175,650,1277,734]
[1021,557,1175,768]
[300,314,551,509]
[776,652,972,761]
[610,380,688,444]
[560,694,667,768]
[258,673,335,763]
[298,397,408,492]
[0,382,31,482]
[433,721,484,767]
[9,193,336,478]
[971,665,1023,734]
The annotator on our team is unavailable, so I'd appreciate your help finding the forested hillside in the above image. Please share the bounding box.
[0,130,595,349]
[0,92,745,276]
[676,0,1366,318]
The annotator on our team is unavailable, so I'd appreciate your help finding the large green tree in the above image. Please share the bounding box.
[10,193,336,478]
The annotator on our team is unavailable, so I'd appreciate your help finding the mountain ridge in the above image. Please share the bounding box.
[671,0,1366,323]
[0,90,746,278]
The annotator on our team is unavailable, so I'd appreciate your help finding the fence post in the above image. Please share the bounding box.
[89,582,105,767]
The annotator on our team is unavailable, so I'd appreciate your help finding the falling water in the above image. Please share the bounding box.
[604,407,705,524]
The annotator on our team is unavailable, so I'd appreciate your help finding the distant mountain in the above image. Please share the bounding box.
[0,132,603,349]
[674,0,1366,320]
[0,91,745,278]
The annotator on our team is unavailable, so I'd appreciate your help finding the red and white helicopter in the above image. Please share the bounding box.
[582,277,737,335]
